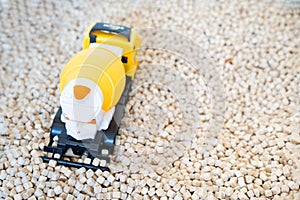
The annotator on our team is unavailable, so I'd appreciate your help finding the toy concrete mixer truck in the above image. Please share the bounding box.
[42,23,142,171]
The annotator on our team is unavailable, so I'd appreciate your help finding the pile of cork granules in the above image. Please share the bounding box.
[0,0,299,199]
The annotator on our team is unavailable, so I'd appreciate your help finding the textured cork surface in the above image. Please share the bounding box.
[0,0,299,199]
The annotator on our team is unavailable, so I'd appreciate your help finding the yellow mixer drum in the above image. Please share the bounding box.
[60,47,126,112]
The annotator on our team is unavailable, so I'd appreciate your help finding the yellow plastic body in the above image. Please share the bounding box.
[82,23,142,78]
[60,47,125,112]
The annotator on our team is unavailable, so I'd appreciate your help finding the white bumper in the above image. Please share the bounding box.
[65,119,97,140]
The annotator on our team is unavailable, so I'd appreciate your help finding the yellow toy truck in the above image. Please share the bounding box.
[42,22,142,171]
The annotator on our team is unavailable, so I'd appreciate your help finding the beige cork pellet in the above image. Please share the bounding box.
[0,0,299,199]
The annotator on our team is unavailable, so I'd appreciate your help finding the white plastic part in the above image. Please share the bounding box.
[98,106,115,130]
[65,119,97,140]
[60,78,103,122]
[60,78,117,140]
[60,78,103,140]
[88,43,123,58]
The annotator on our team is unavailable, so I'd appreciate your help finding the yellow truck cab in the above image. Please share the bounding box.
[82,22,142,78]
